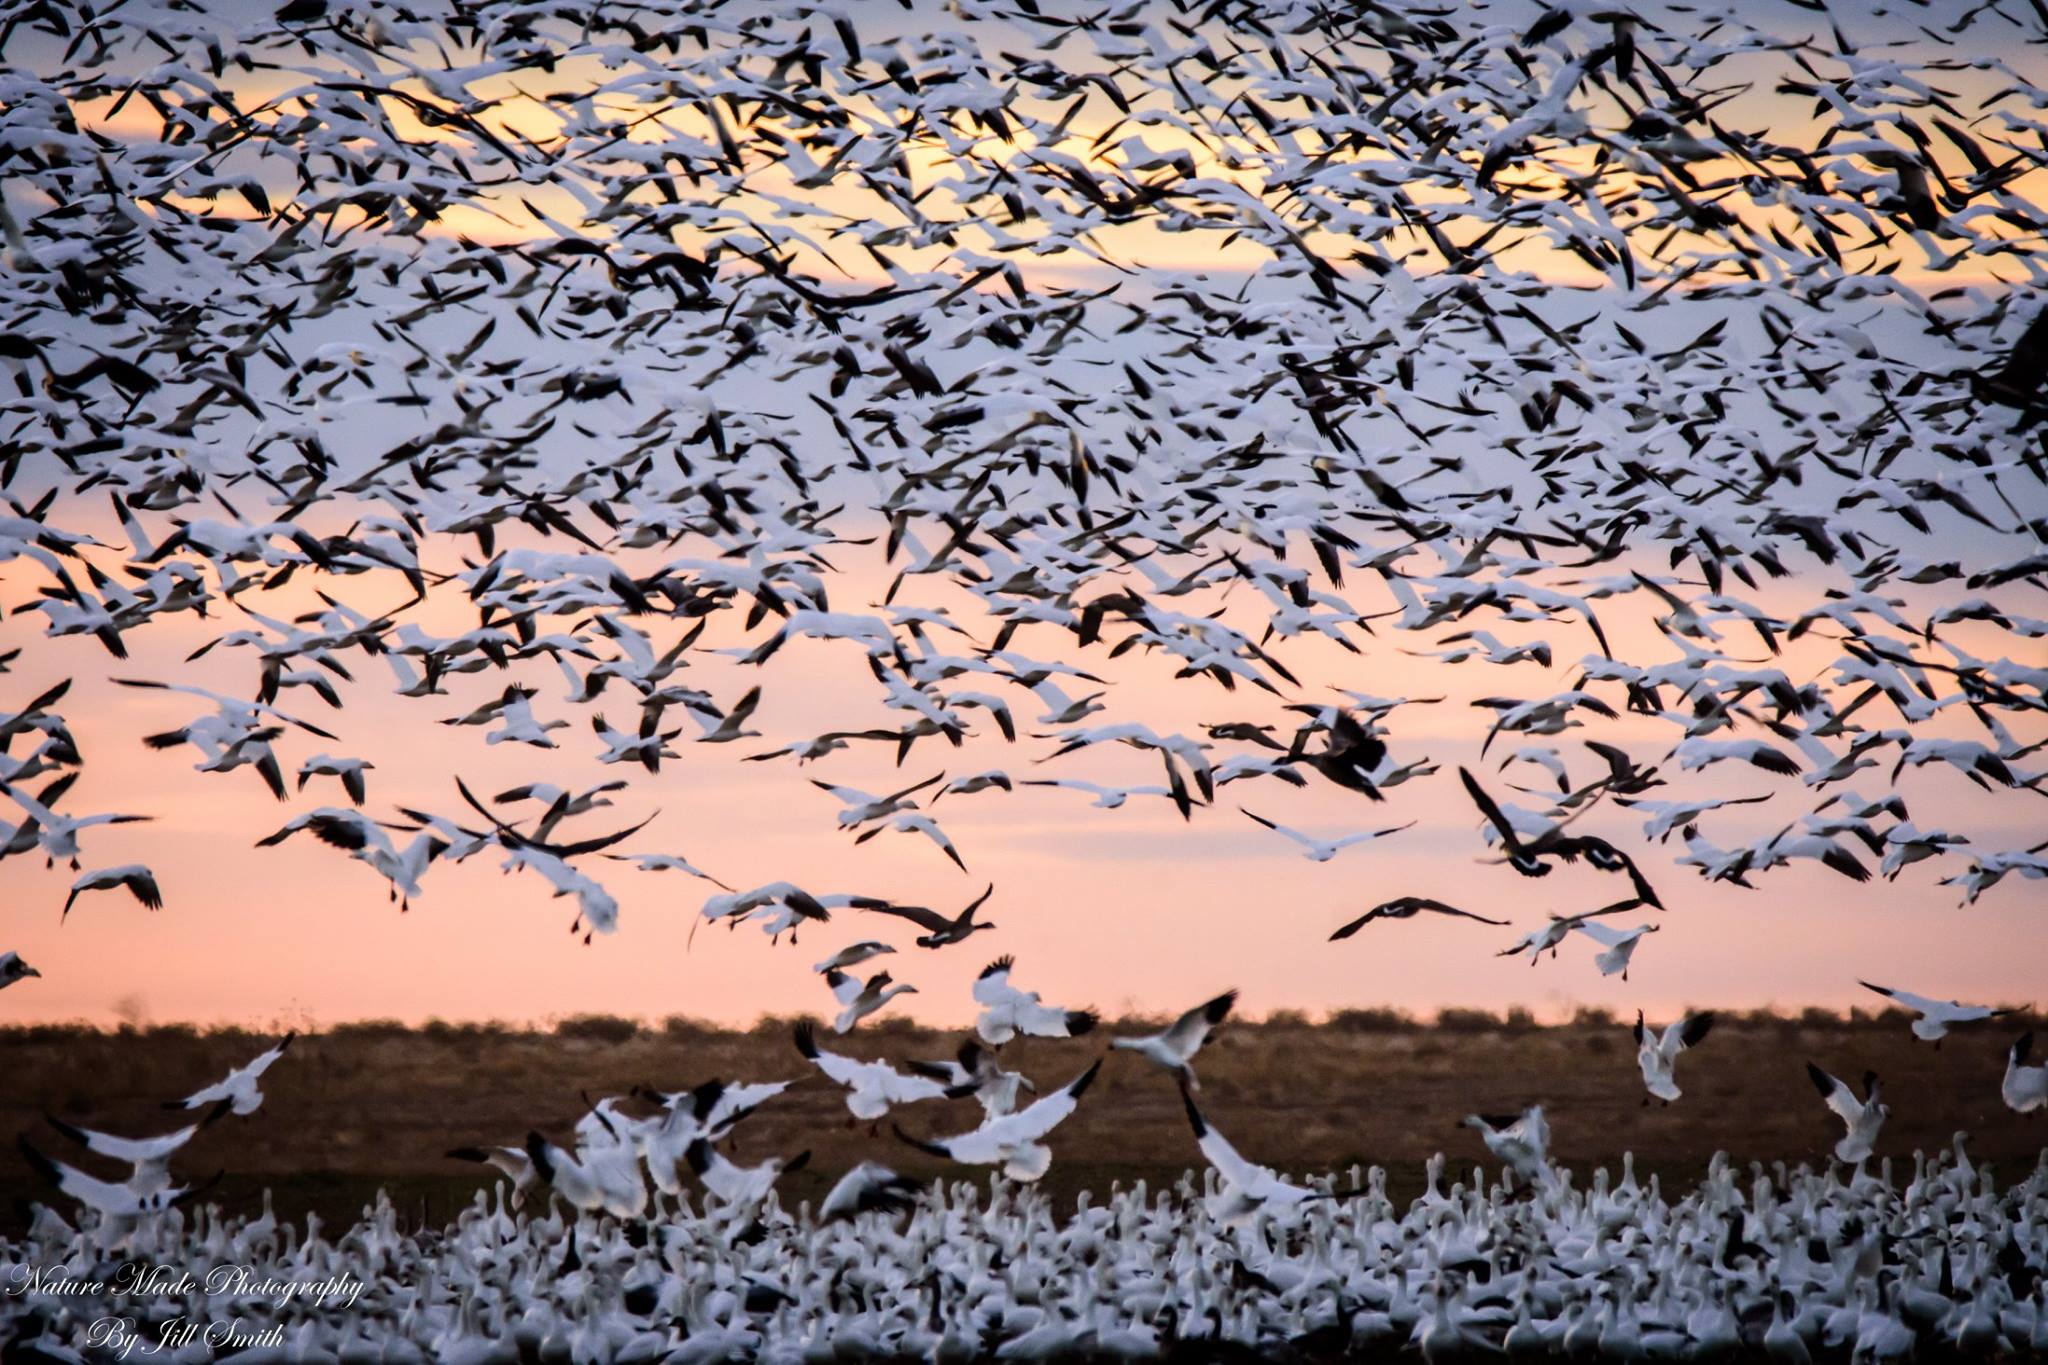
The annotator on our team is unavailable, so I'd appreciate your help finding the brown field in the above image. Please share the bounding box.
[2,1008,2042,1234]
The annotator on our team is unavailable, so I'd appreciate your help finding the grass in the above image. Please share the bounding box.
[2,1009,2040,1234]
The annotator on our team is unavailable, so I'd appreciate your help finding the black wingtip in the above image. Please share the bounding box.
[1805,1062,1833,1098]
[1205,990,1238,1024]
[793,1020,819,1059]
[2016,1031,2035,1065]
[1180,1085,1207,1139]
[1067,1057,1104,1099]
[979,954,1015,979]
[890,1123,949,1159]
[683,1138,713,1175]
[446,1147,490,1163]
[1065,1009,1099,1037]
[784,1149,811,1174]
[16,1138,59,1188]
[524,1131,555,1181]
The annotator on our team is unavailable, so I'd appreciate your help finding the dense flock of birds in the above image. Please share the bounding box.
[3,0,2048,1354]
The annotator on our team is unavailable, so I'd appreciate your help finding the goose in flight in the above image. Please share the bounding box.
[1459,768,1665,907]
[1858,981,2020,1045]
[1806,1064,1888,1162]
[444,1145,538,1206]
[297,754,373,806]
[794,1021,956,1123]
[826,969,918,1033]
[813,940,895,974]
[1572,919,1659,980]
[1461,1106,1551,1188]
[813,772,944,829]
[1179,1084,1321,1224]
[1498,899,1644,965]
[2003,1034,2046,1114]
[685,1138,808,1215]
[906,1040,1035,1118]
[166,1034,294,1116]
[524,1122,646,1220]
[1329,897,1506,939]
[17,1138,215,1228]
[861,884,996,947]
[1,780,153,869]
[258,810,449,910]
[1239,808,1415,862]
[1111,989,1236,1089]
[46,1099,231,1197]
[63,865,163,920]
[973,956,1099,1045]
[1634,1011,1714,1104]
[893,1058,1101,1183]
[0,950,39,988]
[818,1162,921,1221]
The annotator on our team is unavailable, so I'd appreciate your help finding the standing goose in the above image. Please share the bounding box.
[1806,1063,1889,1162]
[1634,1010,1714,1104]
[1110,990,1236,1089]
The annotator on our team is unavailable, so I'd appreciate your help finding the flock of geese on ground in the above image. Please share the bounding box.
[3,0,2048,1353]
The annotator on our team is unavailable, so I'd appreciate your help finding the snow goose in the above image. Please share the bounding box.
[0,950,39,987]
[1857,980,2019,1044]
[166,1034,294,1116]
[1110,990,1236,1089]
[1806,1063,1888,1163]
[811,941,895,974]
[46,1100,230,1196]
[2002,1033,2046,1114]
[893,1058,1102,1183]
[1460,1106,1551,1188]
[297,754,373,806]
[793,1021,956,1124]
[257,810,448,910]
[859,883,997,947]
[684,1138,807,1216]
[825,969,918,1033]
[1329,898,1506,938]
[0,778,152,869]
[1499,900,1643,965]
[973,957,1098,1045]
[443,1145,539,1206]
[1571,919,1659,980]
[61,864,163,920]
[1238,807,1414,862]
[16,1137,214,1231]
[1177,1085,1321,1224]
[906,1040,1035,1118]
[1633,1011,1713,1104]
[818,1162,922,1222]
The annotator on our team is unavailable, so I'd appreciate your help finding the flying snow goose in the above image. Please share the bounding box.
[1178,1085,1321,1224]
[0,781,152,870]
[818,1162,922,1221]
[1806,1063,1888,1162]
[685,1138,808,1215]
[893,1058,1101,1183]
[860,883,996,946]
[906,1039,1035,1118]
[973,956,1099,1045]
[813,941,896,973]
[165,1034,294,1116]
[62,864,163,920]
[524,1122,647,1219]
[0,950,39,987]
[1111,990,1236,1089]
[257,809,448,909]
[1571,919,1660,980]
[1498,900,1644,965]
[47,1100,230,1196]
[1858,981,2019,1044]
[826,969,918,1033]
[297,754,374,806]
[1329,897,1506,938]
[1461,1106,1552,1188]
[2002,1033,2046,1114]
[794,1021,956,1123]
[17,1138,214,1224]
[1239,807,1414,862]
[444,1145,539,1205]
[1634,1011,1714,1104]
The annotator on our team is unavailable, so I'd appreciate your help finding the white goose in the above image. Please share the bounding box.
[792,1022,955,1123]
[166,1034,295,1116]
[0,949,40,988]
[1858,980,2020,1045]
[1806,1063,1888,1162]
[973,956,1098,1045]
[1110,989,1236,1089]
[825,969,918,1033]
[1178,1085,1321,1224]
[893,1058,1102,1183]
[1633,1010,1714,1104]
[2002,1032,2046,1114]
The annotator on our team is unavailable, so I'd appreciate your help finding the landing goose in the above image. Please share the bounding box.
[1806,1063,1888,1162]
[1858,981,2019,1044]
[973,956,1099,1045]
[166,1034,294,1116]
[1110,990,1236,1089]
[893,1058,1101,1183]
[444,1145,539,1205]
[684,1138,808,1215]
[818,1162,921,1221]
[1634,1011,1713,1104]
[793,1022,956,1122]
[0,950,38,987]
[45,1099,230,1196]
[825,969,918,1033]
[1461,1106,1552,1187]
[1572,919,1659,980]
[1178,1085,1321,1224]
[906,1040,1035,1118]
[2002,1033,2046,1114]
